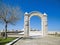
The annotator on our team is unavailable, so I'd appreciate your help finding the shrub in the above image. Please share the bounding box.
[1,32,5,37]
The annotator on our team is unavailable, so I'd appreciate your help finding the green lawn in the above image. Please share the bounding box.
[0,37,17,45]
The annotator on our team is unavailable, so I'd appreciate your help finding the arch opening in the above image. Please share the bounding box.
[29,16,42,36]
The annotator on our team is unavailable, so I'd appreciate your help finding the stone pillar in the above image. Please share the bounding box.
[24,12,29,37]
[42,13,48,36]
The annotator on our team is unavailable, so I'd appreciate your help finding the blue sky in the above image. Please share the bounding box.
[0,0,60,31]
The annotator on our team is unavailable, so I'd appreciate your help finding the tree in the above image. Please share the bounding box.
[0,4,23,39]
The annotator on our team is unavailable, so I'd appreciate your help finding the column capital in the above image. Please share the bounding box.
[25,12,28,14]
[24,12,29,17]
[43,12,47,17]
[44,12,47,15]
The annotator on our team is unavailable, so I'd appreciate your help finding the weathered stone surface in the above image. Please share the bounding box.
[24,11,48,37]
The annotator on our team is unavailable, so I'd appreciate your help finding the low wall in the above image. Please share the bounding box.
[48,31,60,34]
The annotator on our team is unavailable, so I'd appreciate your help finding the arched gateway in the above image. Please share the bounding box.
[24,11,48,37]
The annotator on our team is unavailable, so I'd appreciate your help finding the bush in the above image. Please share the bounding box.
[1,32,5,37]
[55,32,57,35]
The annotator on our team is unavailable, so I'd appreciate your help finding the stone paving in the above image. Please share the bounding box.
[13,36,60,45]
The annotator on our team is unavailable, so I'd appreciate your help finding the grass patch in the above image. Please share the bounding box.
[0,37,17,45]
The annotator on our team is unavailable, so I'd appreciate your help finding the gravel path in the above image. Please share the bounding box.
[13,36,60,45]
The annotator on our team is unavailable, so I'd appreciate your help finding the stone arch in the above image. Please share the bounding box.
[24,11,48,37]
[29,11,43,36]
[29,11,43,18]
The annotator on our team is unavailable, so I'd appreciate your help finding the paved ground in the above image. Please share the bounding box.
[13,35,60,45]
[7,31,60,45]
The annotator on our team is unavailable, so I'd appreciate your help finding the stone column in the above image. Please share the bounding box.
[24,12,29,37]
[42,13,48,36]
